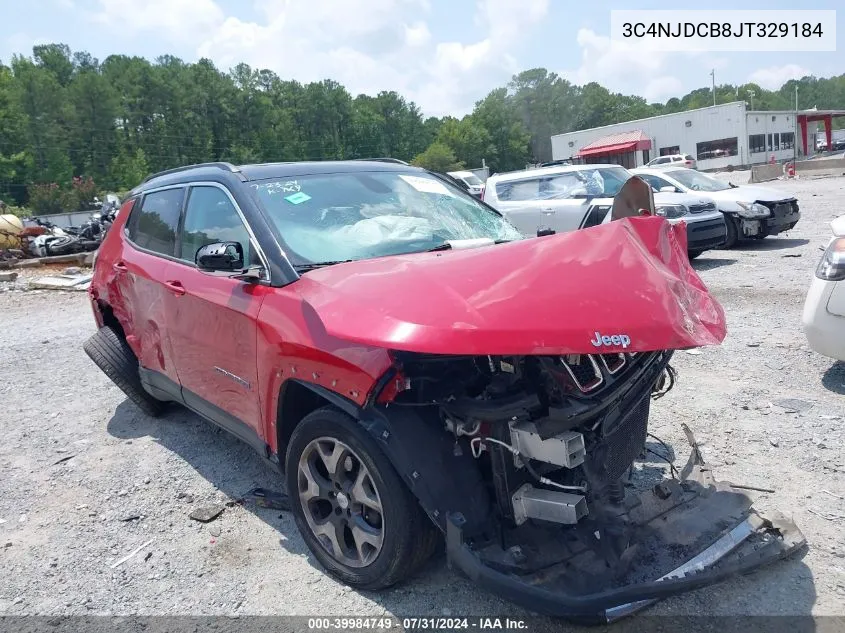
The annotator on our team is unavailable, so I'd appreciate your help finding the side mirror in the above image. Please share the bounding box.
[659,186,676,193]
[537,226,556,237]
[196,242,244,272]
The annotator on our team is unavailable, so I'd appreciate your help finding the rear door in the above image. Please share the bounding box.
[111,187,186,393]
[161,184,269,444]
[491,174,595,236]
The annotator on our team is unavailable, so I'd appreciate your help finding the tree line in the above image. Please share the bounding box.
[1,43,844,213]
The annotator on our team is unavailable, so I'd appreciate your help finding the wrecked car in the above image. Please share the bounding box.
[631,167,800,248]
[83,160,805,621]
[483,164,727,259]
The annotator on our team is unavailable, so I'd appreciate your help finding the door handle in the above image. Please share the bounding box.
[542,209,556,215]
[112,261,127,272]
[164,280,186,296]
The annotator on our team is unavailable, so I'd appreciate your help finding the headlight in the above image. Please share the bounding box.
[735,201,770,218]
[816,237,845,281]
[655,204,687,219]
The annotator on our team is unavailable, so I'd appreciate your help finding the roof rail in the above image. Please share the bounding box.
[352,157,410,165]
[141,162,241,184]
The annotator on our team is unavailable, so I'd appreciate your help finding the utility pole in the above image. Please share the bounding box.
[794,85,799,162]
[710,69,716,106]
[747,90,755,111]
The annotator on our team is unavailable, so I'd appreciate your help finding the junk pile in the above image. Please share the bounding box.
[0,194,121,267]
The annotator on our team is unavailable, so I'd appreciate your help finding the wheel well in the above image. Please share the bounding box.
[276,380,333,466]
[97,301,126,339]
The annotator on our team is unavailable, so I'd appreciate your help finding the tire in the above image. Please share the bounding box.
[46,235,78,256]
[688,250,704,260]
[83,326,166,417]
[286,406,439,590]
[722,215,740,249]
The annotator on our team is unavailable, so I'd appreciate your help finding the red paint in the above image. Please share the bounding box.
[91,207,725,456]
[292,217,724,356]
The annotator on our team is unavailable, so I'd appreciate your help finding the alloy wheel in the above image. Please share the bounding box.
[297,437,385,568]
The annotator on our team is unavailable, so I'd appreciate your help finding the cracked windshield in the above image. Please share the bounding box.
[251,171,523,266]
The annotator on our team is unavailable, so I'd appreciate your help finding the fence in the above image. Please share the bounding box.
[21,211,92,229]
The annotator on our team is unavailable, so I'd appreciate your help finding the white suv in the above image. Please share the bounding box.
[646,154,697,170]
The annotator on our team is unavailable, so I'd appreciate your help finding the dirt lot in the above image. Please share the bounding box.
[1,173,844,621]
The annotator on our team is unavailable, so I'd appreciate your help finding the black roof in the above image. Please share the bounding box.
[133,160,424,194]
[239,160,421,181]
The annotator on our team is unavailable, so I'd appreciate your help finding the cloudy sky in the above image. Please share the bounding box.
[1,0,842,117]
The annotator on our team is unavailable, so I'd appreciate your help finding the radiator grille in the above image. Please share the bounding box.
[594,397,650,484]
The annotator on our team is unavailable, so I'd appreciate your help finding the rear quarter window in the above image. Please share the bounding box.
[495,178,541,202]
[129,188,185,257]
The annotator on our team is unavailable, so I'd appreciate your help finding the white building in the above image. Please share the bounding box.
[550,101,828,171]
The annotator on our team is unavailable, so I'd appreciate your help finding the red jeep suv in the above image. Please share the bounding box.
[84,160,802,620]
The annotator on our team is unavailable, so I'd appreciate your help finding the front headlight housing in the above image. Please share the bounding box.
[655,204,687,219]
[735,201,770,218]
[816,237,845,281]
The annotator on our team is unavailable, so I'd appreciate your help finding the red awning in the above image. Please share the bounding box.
[576,130,652,158]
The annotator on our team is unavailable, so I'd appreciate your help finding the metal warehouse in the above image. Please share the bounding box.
[550,101,844,171]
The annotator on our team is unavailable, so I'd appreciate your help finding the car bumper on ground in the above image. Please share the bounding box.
[802,277,845,361]
[685,215,727,252]
[445,470,805,622]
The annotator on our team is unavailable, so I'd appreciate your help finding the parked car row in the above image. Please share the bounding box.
[481,163,800,259]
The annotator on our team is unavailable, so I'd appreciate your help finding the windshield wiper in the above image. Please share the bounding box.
[426,238,512,253]
[294,260,353,272]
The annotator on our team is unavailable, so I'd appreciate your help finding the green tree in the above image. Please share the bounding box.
[108,148,150,189]
[411,142,463,172]
[435,117,493,169]
[470,88,531,172]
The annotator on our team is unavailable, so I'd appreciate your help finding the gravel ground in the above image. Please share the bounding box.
[1,174,844,621]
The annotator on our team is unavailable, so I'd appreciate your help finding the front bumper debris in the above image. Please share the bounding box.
[445,427,806,622]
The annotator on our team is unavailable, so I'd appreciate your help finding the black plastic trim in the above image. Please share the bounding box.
[138,367,275,465]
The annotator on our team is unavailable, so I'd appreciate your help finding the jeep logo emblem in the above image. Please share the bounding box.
[590,331,631,349]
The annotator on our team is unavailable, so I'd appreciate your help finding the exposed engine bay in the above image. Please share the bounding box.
[391,349,674,531]
[372,349,805,620]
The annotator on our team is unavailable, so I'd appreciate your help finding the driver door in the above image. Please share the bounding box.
[162,184,269,445]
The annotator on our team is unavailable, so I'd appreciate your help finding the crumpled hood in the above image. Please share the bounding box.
[293,217,726,355]
[707,185,796,204]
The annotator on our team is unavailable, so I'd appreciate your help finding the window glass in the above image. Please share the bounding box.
[639,173,672,192]
[749,134,766,154]
[665,169,731,192]
[464,174,483,186]
[250,171,522,266]
[496,177,541,201]
[695,137,738,161]
[659,146,680,156]
[131,188,183,256]
[781,132,795,150]
[181,186,258,268]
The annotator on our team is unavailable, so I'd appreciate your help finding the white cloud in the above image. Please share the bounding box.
[561,28,724,103]
[642,76,684,103]
[404,22,431,48]
[92,0,225,39]
[88,0,549,116]
[748,64,811,90]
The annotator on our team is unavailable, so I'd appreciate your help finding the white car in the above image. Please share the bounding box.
[447,170,485,197]
[645,154,697,170]
[483,163,726,257]
[802,216,845,362]
[630,167,800,248]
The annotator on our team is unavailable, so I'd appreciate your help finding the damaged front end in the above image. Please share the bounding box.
[364,346,805,621]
